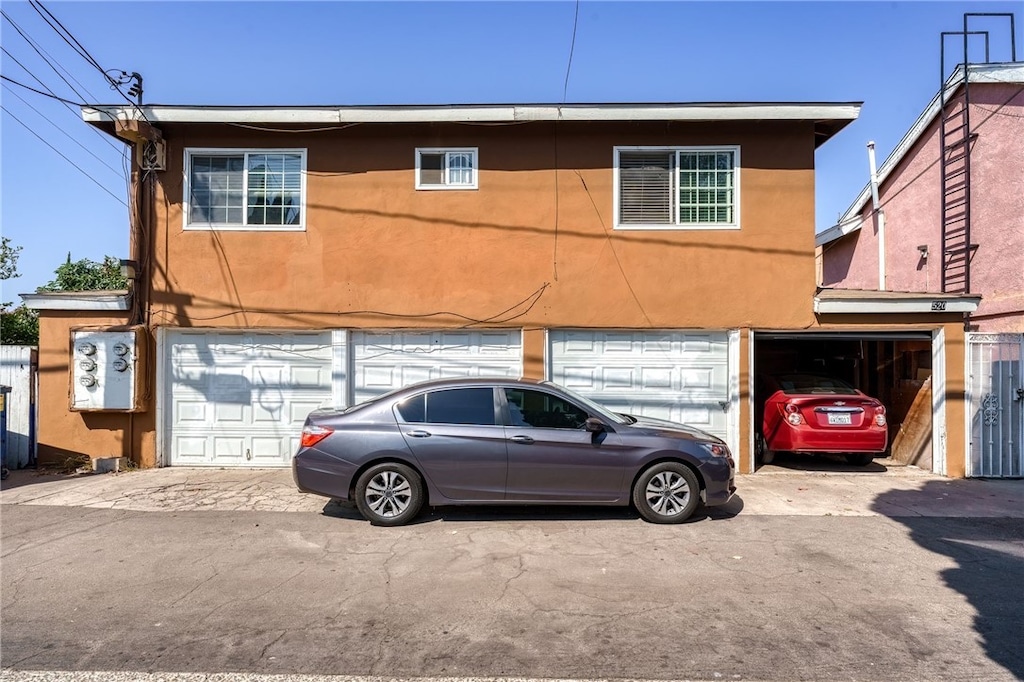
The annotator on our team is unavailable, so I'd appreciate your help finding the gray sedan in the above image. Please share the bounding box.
[293,377,736,526]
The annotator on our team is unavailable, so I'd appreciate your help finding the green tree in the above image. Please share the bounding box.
[1,306,39,345]
[37,253,128,292]
[0,237,21,282]
[1,237,39,345]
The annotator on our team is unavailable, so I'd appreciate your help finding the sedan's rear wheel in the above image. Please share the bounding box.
[845,453,875,466]
[632,462,700,524]
[355,462,424,526]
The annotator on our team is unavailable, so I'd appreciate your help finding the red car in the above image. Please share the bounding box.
[757,374,887,466]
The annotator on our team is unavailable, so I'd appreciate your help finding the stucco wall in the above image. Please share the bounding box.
[822,82,1024,332]
[33,118,973,476]
[146,120,819,333]
[36,312,158,467]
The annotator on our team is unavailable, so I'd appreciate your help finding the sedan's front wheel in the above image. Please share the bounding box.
[355,462,424,526]
[632,462,700,524]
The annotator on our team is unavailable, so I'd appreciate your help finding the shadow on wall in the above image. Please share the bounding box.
[871,482,1024,679]
[820,230,858,286]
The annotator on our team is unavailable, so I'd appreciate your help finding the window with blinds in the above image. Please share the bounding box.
[185,149,306,230]
[416,148,479,190]
[615,147,739,229]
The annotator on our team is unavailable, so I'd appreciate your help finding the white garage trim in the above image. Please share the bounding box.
[934,327,947,476]
[331,329,349,408]
[729,329,740,469]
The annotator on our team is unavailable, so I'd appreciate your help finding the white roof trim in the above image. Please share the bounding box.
[814,295,981,314]
[818,62,1024,247]
[82,102,861,125]
[21,292,130,311]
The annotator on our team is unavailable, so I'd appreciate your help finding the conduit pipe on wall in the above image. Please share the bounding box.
[867,141,886,291]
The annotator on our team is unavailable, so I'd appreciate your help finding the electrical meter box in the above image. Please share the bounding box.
[70,327,146,412]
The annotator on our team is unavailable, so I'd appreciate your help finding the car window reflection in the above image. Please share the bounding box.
[397,388,496,425]
[504,388,589,429]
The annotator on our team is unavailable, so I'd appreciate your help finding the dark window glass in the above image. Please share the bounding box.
[504,388,589,429]
[396,394,426,423]
[423,388,495,425]
[419,153,444,185]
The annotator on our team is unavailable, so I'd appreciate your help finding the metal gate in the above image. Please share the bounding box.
[967,333,1023,477]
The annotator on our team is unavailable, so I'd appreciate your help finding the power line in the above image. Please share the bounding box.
[28,0,106,77]
[562,0,581,102]
[0,71,83,105]
[2,82,127,179]
[0,74,125,154]
[1,9,94,102]
[28,0,152,122]
[0,50,84,106]
[2,104,128,207]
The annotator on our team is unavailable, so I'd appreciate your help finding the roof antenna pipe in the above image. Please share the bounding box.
[867,141,886,291]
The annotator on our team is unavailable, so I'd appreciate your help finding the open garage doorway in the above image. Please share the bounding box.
[752,332,936,472]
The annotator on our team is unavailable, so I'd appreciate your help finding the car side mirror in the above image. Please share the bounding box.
[584,417,606,433]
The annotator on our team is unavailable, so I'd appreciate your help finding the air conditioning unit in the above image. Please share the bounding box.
[141,140,166,171]
[70,326,147,412]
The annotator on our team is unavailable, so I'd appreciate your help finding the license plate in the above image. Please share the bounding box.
[827,413,852,425]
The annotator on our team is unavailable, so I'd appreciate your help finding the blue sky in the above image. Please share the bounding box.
[1,1,1020,298]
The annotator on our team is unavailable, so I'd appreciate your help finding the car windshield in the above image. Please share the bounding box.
[774,374,857,394]
[541,382,630,425]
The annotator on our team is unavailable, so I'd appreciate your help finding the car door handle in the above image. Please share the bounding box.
[509,435,534,444]
[406,430,432,438]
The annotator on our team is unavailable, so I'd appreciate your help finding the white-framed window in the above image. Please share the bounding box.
[184,148,306,231]
[415,148,478,190]
[614,146,740,230]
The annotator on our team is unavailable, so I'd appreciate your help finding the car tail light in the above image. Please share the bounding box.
[784,403,803,425]
[300,424,333,448]
[874,404,887,427]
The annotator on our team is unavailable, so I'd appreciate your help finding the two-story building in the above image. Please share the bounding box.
[817,62,1023,478]
[26,101,982,477]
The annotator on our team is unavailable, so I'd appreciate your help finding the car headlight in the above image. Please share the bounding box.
[697,441,730,458]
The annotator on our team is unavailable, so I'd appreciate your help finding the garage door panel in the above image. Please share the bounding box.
[550,330,730,443]
[214,437,245,461]
[166,331,333,467]
[175,400,207,424]
[214,402,246,423]
[352,330,523,403]
[174,437,207,463]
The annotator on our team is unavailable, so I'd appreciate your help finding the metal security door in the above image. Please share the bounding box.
[968,333,1024,477]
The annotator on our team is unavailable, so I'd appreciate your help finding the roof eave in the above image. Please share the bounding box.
[22,291,131,311]
[823,62,1024,243]
[814,289,982,314]
[81,102,862,132]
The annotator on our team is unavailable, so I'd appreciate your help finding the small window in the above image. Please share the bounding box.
[185,149,306,230]
[615,146,739,230]
[504,388,589,430]
[398,388,496,425]
[416,148,478,190]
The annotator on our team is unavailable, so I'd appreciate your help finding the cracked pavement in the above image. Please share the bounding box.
[1,463,1022,681]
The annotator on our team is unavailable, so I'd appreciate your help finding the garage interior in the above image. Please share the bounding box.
[753,332,934,470]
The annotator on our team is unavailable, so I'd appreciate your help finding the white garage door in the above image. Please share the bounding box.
[164,330,333,467]
[549,330,731,443]
[352,330,522,404]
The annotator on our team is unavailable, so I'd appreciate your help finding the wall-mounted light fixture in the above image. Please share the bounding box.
[917,245,929,261]
[119,259,138,280]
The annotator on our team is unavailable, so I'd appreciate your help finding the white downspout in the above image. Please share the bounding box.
[867,141,886,291]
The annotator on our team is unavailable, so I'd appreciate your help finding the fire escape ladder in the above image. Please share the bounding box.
[938,13,1017,294]
[938,84,973,294]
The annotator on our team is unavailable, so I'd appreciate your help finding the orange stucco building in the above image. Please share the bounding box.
[26,102,981,476]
